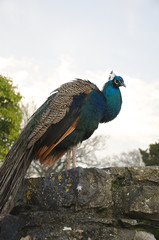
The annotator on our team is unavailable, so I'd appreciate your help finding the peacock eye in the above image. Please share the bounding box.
[114,79,119,85]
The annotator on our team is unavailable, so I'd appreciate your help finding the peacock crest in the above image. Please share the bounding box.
[108,70,116,80]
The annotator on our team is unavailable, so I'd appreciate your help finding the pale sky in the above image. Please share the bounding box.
[0,0,159,156]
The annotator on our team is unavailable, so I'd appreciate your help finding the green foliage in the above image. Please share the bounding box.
[139,142,159,166]
[0,75,23,163]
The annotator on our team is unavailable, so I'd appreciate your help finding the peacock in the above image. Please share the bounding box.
[0,71,125,217]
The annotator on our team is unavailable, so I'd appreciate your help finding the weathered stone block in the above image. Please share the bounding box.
[0,167,159,240]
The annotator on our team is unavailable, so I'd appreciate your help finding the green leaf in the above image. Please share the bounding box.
[0,75,23,163]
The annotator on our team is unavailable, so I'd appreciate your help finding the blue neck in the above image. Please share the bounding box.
[100,80,122,123]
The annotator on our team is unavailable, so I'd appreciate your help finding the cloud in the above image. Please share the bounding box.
[47,55,77,88]
[0,56,42,103]
[0,56,16,69]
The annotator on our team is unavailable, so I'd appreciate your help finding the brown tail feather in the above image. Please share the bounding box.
[44,149,67,167]
[0,147,33,218]
[37,117,80,163]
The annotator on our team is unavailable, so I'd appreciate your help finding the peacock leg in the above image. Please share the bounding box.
[67,149,71,170]
[72,145,77,168]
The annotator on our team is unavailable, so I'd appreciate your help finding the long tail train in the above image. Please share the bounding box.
[0,142,33,217]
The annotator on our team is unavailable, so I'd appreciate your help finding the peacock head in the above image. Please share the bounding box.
[109,71,126,88]
[113,76,126,88]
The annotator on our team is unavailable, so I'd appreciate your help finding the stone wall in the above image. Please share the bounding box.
[0,167,159,240]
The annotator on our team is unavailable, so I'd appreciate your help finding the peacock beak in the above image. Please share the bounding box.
[121,82,126,87]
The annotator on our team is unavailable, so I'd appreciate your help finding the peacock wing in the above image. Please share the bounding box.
[27,79,98,146]
[26,79,98,164]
